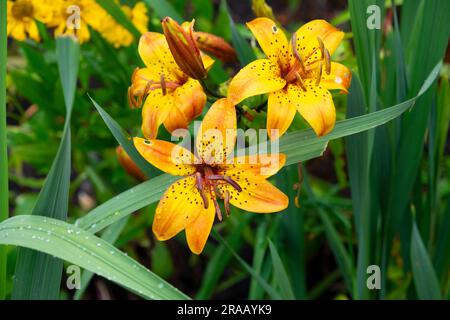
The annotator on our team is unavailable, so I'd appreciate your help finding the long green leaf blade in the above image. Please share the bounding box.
[0,216,189,300]
[89,96,161,178]
[410,222,441,300]
[0,0,8,300]
[268,240,295,299]
[12,37,79,300]
[143,0,183,23]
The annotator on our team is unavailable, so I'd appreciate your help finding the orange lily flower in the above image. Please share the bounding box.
[129,31,214,139]
[134,98,288,254]
[228,18,352,140]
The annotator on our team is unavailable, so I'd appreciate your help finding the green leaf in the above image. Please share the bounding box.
[0,0,7,299]
[212,229,282,300]
[0,216,189,300]
[74,217,129,300]
[196,214,250,299]
[12,37,79,300]
[249,221,269,299]
[268,240,295,299]
[223,0,256,66]
[89,96,161,179]
[95,0,141,38]
[143,0,183,23]
[410,221,441,300]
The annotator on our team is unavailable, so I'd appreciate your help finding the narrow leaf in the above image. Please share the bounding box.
[268,240,295,299]
[0,216,189,300]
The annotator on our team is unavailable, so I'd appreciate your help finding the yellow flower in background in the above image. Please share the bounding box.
[97,2,149,48]
[45,0,107,44]
[133,98,288,254]
[129,31,214,139]
[228,18,352,140]
[7,0,41,41]
[130,2,149,35]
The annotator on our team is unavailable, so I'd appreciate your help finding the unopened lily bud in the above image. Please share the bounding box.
[116,146,147,182]
[252,0,276,21]
[162,17,207,80]
[194,32,237,63]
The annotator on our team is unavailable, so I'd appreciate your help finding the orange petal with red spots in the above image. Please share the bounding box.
[133,137,196,176]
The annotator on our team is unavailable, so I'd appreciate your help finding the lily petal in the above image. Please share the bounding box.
[267,88,298,140]
[141,90,174,139]
[224,154,286,179]
[163,105,189,134]
[321,62,352,93]
[138,32,183,82]
[173,78,206,122]
[293,20,344,63]
[218,173,288,213]
[185,207,216,254]
[196,98,237,165]
[133,137,196,175]
[247,17,291,71]
[153,176,214,242]
[228,59,286,105]
[292,82,336,136]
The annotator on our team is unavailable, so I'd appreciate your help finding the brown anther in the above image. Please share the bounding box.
[295,72,307,91]
[208,175,242,192]
[213,197,223,221]
[160,74,167,96]
[292,33,306,74]
[315,61,323,86]
[324,48,331,75]
[195,172,209,209]
[224,190,231,216]
[317,36,325,60]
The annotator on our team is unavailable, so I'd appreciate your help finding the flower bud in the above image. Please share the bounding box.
[194,32,237,63]
[252,0,276,21]
[162,17,207,80]
[116,146,146,181]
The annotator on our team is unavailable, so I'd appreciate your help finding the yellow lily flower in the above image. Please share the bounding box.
[134,98,288,254]
[129,32,214,139]
[7,0,42,42]
[228,18,352,139]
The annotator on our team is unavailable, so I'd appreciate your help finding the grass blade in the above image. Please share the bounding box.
[89,96,161,179]
[0,216,189,300]
[268,240,295,299]
[410,221,441,300]
[74,217,129,299]
[249,221,268,299]
[143,0,183,23]
[12,37,79,300]
[212,229,282,300]
[223,0,256,66]
[0,0,8,299]
[196,214,250,299]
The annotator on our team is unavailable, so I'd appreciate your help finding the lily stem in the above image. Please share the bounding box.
[200,79,223,99]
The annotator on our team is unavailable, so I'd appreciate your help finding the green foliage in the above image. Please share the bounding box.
[2,0,449,301]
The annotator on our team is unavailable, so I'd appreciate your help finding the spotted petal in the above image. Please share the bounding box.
[291,82,336,136]
[321,62,352,93]
[266,88,298,140]
[228,59,286,105]
[224,154,286,179]
[133,138,196,176]
[293,20,344,64]
[196,98,237,165]
[247,18,291,71]
[153,176,214,246]
[217,173,288,213]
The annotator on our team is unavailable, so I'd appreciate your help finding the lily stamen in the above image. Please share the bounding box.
[324,48,331,75]
[315,61,323,86]
[224,190,231,216]
[160,74,167,95]
[208,175,242,192]
[295,72,308,91]
[195,172,209,209]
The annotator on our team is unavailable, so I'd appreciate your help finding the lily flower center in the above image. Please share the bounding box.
[11,0,34,20]
[283,35,331,90]
[194,163,242,221]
